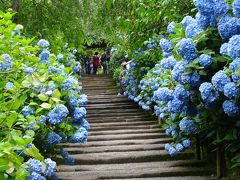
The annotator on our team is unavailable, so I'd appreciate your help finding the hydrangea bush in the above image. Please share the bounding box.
[0,11,89,179]
[118,0,240,167]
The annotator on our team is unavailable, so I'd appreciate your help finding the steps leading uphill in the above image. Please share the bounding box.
[57,75,214,180]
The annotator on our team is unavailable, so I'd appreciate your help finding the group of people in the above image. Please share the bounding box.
[84,51,111,75]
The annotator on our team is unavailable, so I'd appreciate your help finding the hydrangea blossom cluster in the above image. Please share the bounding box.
[68,127,88,143]
[179,118,198,135]
[22,106,35,117]
[176,38,198,62]
[39,49,50,64]
[0,54,12,70]
[48,104,69,124]
[37,39,50,48]
[5,82,14,90]
[167,22,176,34]
[46,132,62,147]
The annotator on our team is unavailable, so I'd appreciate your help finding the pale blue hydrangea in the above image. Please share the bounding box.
[179,118,198,134]
[160,56,177,70]
[181,16,196,30]
[167,22,176,34]
[167,98,185,113]
[70,54,75,59]
[73,62,81,73]
[212,70,231,92]
[46,132,62,147]
[48,104,69,124]
[218,15,240,40]
[37,39,50,48]
[199,82,219,106]
[38,115,47,125]
[27,159,42,173]
[168,146,177,157]
[0,54,12,70]
[176,38,198,62]
[195,12,210,29]
[163,51,172,58]
[24,67,34,75]
[57,53,64,61]
[220,43,229,56]
[5,82,14,90]
[227,35,240,58]
[73,107,87,122]
[199,54,212,68]
[233,0,240,17]
[39,49,50,64]
[26,172,46,180]
[223,100,239,117]
[214,0,230,17]
[159,38,173,52]
[194,0,214,15]
[172,61,188,82]
[176,143,184,152]
[62,76,77,91]
[22,106,35,117]
[44,158,56,177]
[165,143,172,151]
[185,21,203,38]
[182,139,191,148]
[229,58,240,82]
[224,82,239,99]
[147,44,154,49]
[68,127,88,143]
[173,84,190,101]
[159,113,166,120]
[153,87,173,102]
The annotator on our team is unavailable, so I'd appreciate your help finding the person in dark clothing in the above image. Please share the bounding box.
[84,54,91,74]
[100,51,111,74]
[93,52,100,74]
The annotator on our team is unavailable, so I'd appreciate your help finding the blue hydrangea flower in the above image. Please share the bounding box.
[46,132,62,147]
[5,82,14,90]
[44,158,56,177]
[176,38,198,62]
[159,113,166,120]
[69,95,77,110]
[73,107,87,122]
[173,84,190,101]
[218,15,240,40]
[38,115,47,125]
[147,44,154,49]
[0,54,12,70]
[153,87,173,102]
[227,35,240,59]
[22,106,35,117]
[185,21,203,38]
[37,39,50,48]
[167,98,185,113]
[194,0,214,15]
[181,71,201,87]
[176,143,184,152]
[48,104,69,124]
[214,0,230,17]
[168,146,177,157]
[172,61,188,82]
[199,82,219,106]
[230,58,240,73]
[179,118,198,134]
[223,100,239,117]
[26,172,46,180]
[181,16,196,30]
[62,76,77,91]
[163,51,172,58]
[165,143,172,151]
[160,56,177,70]
[66,60,73,67]
[57,53,64,61]
[199,54,212,68]
[68,127,88,143]
[233,0,240,17]
[73,62,81,73]
[27,159,42,173]
[212,70,231,92]
[159,38,173,52]
[64,156,75,165]
[220,43,229,56]
[195,12,210,29]
[70,54,75,59]
[39,49,50,64]
[24,67,34,75]
[167,22,176,34]
[224,82,239,99]
[182,139,191,148]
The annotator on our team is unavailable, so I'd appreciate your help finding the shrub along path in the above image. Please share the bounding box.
[57,75,214,180]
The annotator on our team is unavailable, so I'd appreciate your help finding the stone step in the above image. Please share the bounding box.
[62,144,165,154]
[88,125,159,131]
[87,117,155,123]
[58,160,210,172]
[89,129,164,136]
[87,133,166,141]
[86,112,152,118]
[87,108,144,114]
[57,165,212,180]
[62,138,172,147]
[110,177,212,180]
[59,150,195,165]
[89,121,157,128]
[85,104,139,110]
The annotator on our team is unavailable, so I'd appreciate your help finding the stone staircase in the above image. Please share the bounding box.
[57,75,214,180]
